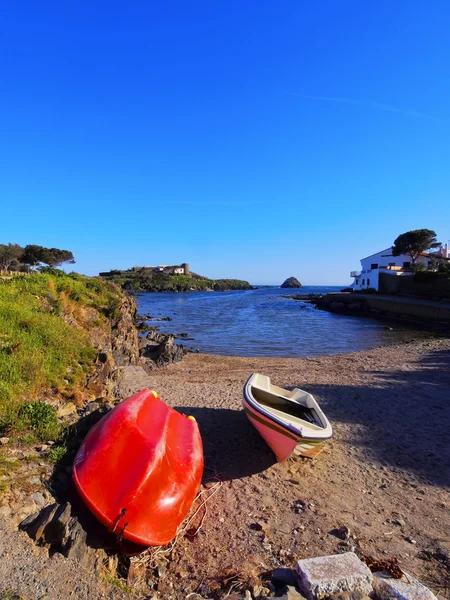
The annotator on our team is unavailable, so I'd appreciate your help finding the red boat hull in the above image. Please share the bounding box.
[73,389,203,546]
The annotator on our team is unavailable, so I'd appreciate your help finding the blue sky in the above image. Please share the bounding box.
[1,1,449,285]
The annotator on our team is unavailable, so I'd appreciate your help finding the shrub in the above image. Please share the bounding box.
[17,401,59,441]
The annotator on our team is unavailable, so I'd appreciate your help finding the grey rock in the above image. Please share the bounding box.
[31,492,46,507]
[84,401,100,414]
[281,277,302,289]
[0,437,9,445]
[113,365,154,399]
[280,586,307,600]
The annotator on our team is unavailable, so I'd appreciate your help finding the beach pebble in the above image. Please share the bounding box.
[405,536,417,544]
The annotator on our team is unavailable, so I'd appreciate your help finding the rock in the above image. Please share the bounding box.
[278,585,307,600]
[36,444,48,452]
[373,570,438,599]
[31,492,46,507]
[295,552,373,600]
[281,277,302,289]
[140,335,186,367]
[19,503,59,541]
[328,592,371,600]
[392,518,406,528]
[57,402,77,418]
[434,547,449,563]
[0,437,9,445]
[83,401,100,415]
[332,525,351,540]
[405,536,417,544]
[113,365,154,399]
[244,591,252,600]
[20,501,110,574]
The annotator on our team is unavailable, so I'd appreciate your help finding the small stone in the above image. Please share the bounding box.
[335,525,351,540]
[0,437,9,445]
[434,547,449,563]
[393,518,406,527]
[405,536,417,544]
[244,591,252,600]
[36,444,48,452]
[84,401,100,414]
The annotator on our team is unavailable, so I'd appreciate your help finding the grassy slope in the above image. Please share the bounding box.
[0,271,122,441]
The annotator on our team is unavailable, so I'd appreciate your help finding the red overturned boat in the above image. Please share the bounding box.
[73,389,203,547]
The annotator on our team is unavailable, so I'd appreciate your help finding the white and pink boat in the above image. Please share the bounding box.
[242,373,332,462]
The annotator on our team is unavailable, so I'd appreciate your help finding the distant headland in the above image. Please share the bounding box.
[99,262,253,292]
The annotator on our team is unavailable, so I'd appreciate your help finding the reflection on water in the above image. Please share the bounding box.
[136,286,423,358]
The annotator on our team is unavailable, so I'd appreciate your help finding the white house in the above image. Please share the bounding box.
[351,244,449,291]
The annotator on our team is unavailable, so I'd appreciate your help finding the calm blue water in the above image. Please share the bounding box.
[136,286,418,358]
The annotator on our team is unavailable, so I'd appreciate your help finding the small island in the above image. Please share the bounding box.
[99,262,254,292]
[280,276,302,288]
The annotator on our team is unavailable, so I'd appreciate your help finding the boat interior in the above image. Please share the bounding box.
[249,374,323,430]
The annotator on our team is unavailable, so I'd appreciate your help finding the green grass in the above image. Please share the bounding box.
[0,272,123,439]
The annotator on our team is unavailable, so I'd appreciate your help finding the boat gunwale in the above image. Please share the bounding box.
[243,374,332,442]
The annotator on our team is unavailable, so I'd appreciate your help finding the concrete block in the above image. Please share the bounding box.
[295,552,373,600]
[373,570,438,600]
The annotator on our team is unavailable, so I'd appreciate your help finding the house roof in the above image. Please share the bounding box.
[360,248,393,261]
[361,248,450,262]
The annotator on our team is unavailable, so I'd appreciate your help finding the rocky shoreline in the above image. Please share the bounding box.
[1,296,449,599]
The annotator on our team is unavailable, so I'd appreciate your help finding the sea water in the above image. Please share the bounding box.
[136,286,423,358]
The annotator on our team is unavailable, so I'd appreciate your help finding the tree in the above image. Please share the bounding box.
[392,229,441,264]
[0,243,24,271]
[21,245,75,269]
[21,245,47,269]
[41,248,75,268]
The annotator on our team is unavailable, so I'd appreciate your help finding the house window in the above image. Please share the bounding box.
[403,261,411,268]
[362,279,365,285]
[371,263,378,269]
[355,279,359,285]
[367,278,370,286]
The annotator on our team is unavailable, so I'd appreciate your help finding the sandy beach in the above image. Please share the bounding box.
[143,336,450,598]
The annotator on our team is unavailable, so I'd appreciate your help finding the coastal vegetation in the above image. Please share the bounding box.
[100,267,253,292]
[0,271,123,442]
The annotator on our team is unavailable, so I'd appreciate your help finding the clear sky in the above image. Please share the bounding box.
[1,1,449,285]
